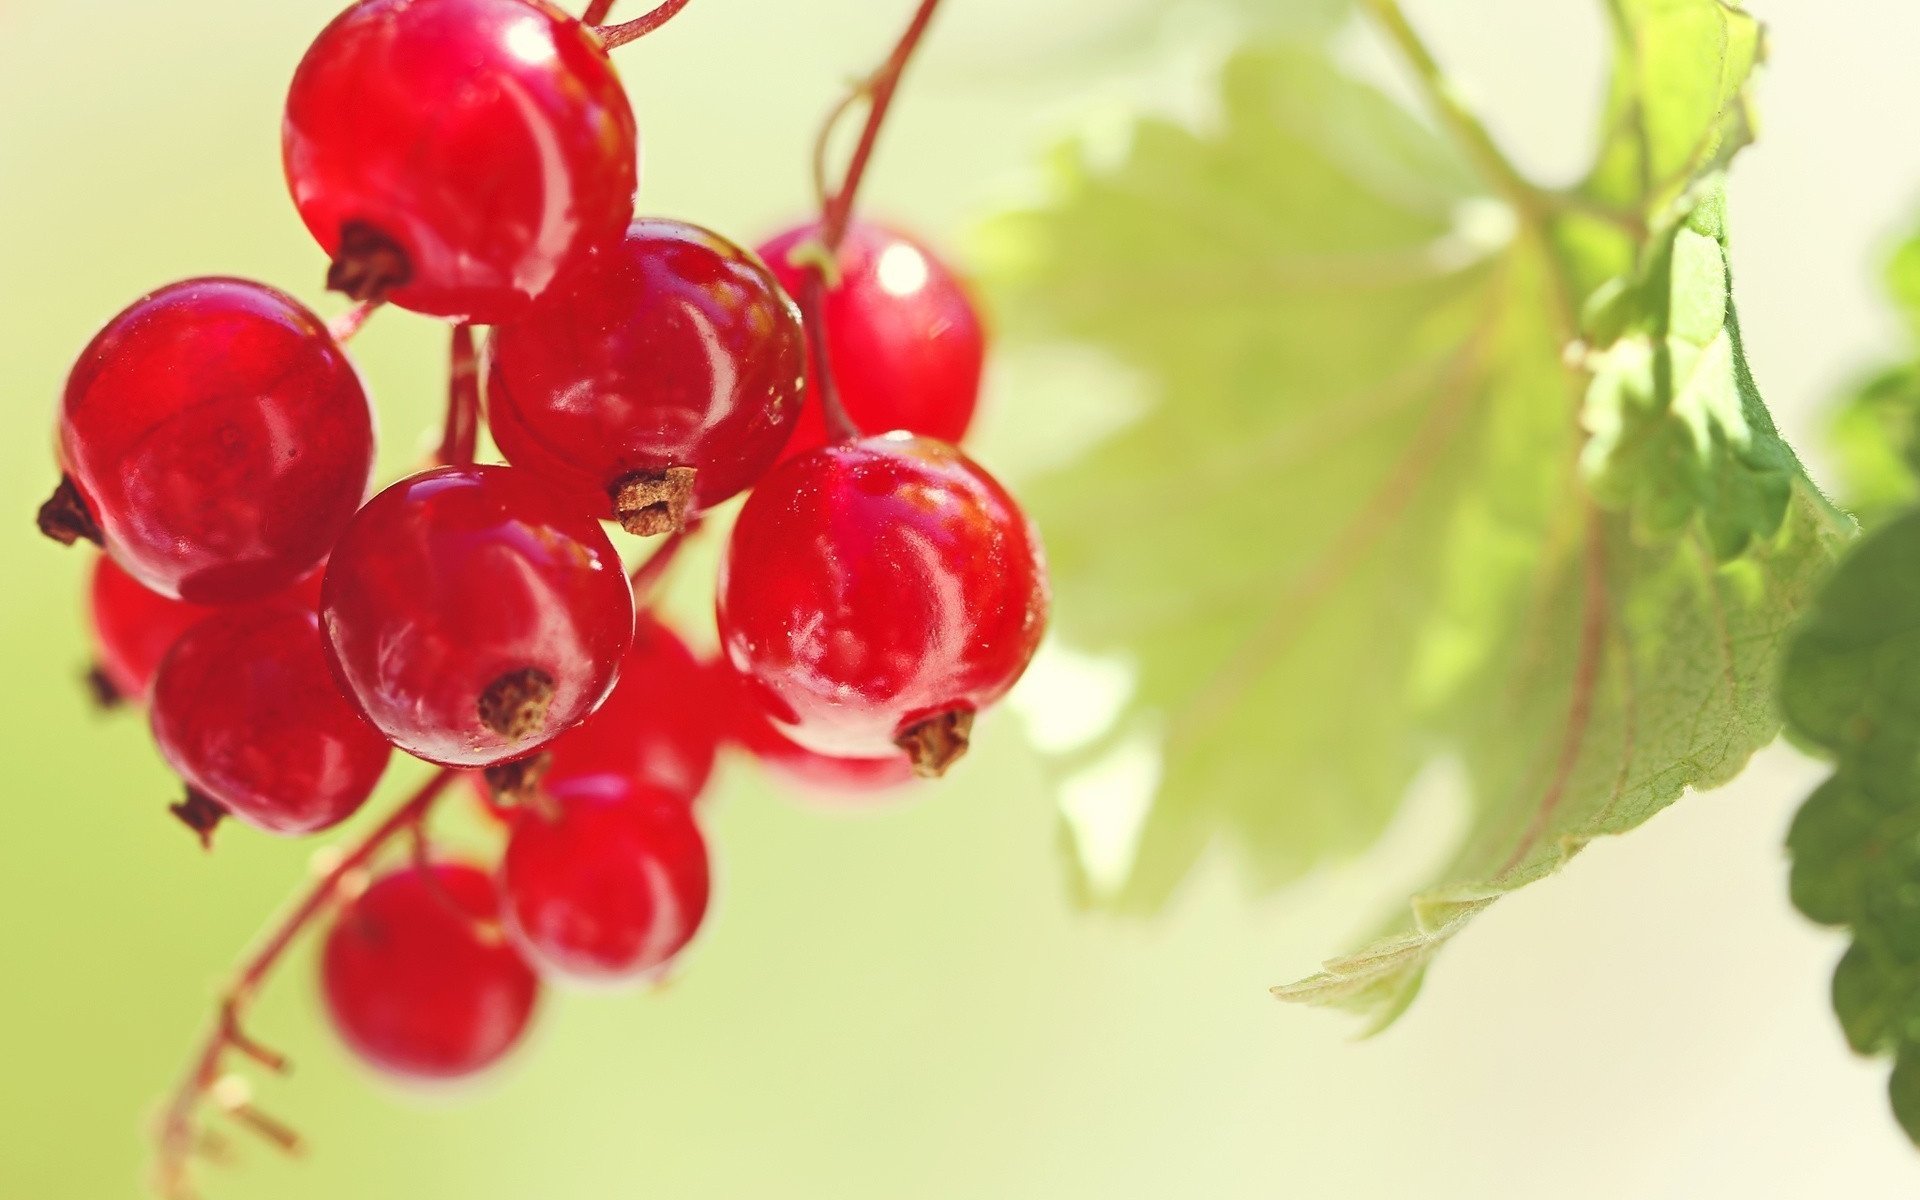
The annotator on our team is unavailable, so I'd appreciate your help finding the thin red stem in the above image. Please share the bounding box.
[595,0,693,48]
[628,521,696,601]
[152,767,459,1199]
[436,324,481,467]
[811,86,867,216]
[818,0,942,250]
[801,272,860,442]
[581,0,617,25]
[794,0,946,444]
[326,299,380,344]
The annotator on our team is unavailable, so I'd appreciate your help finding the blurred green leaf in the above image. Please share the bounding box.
[1831,363,1920,528]
[982,0,1845,1023]
[1580,0,1761,216]
[1095,0,1352,48]
[1783,509,1920,1145]
[1827,226,1920,528]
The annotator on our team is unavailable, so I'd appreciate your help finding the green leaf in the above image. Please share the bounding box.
[1577,184,1801,559]
[1783,509,1920,1145]
[1285,490,1840,1020]
[1015,0,1350,77]
[1830,363,1920,530]
[1894,1049,1920,1145]
[1827,226,1920,528]
[1580,0,1762,216]
[982,1,1845,1023]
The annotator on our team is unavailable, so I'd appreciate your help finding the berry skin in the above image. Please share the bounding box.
[322,863,540,1080]
[500,774,710,983]
[717,434,1048,776]
[758,220,983,460]
[718,661,915,797]
[89,557,325,704]
[57,279,375,604]
[88,556,217,702]
[537,614,721,801]
[321,465,635,767]
[150,604,390,835]
[283,0,637,323]
[487,218,805,534]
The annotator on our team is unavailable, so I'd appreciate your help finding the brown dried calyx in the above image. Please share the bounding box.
[895,710,975,779]
[482,752,551,807]
[327,219,412,303]
[169,787,227,850]
[84,664,125,711]
[37,475,102,547]
[611,467,696,537]
[478,667,556,740]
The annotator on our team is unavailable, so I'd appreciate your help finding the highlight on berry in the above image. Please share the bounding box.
[28,0,1914,1194]
[31,0,1037,1193]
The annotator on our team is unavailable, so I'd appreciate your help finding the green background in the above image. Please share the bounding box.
[3,1,1919,1195]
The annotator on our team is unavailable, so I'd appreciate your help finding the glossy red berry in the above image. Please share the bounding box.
[500,774,710,983]
[717,434,1048,776]
[150,604,390,835]
[759,220,983,460]
[718,661,915,797]
[283,0,638,323]
[57,278,375,604]
[322,863,540,1080]
[87,556,217,702]
[537,614,721,801]
[321,465,635,767]
[487,218,805,533]
[89,557,325,705]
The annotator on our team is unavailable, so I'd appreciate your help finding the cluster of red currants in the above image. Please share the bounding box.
[40,0,1045,1088]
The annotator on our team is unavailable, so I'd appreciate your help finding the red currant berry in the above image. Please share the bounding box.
[759,220,983,460]
[500,774,710,983]
[718,661,915,797]
[537,614,721,801]
[320,465,635,767]
[87,556,217,703]
[150,604,390,836]
[283,0,637,323]
[717,434,1048,776]
[88,557,325,705]
[487,218,805,534]
[322,863,540,1080]
[56,279,375,604]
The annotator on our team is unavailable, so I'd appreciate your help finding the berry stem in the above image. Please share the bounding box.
[581,0,617,25]
[152,766,459,1199]
[1357,0,1581,342]
[436,324,481,467]
[325,299,381,344]
[795,0,946,444]
[594,0,693,49]
[627,519,696,601]
[1359,0,1540,220]
[817,0,942,251]
[798,272,861,443]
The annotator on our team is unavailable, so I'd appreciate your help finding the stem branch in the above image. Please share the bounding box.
[1360,0,1583,341]
[628,521,696,601]
[793,0,947,443]
[325,300,380,345]
[799,271,860,443]
[1359,0,1541,220]
[152,768,459,1199]
[436,324,481,468]
[817,0,943,249]
[595,0,693,48]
